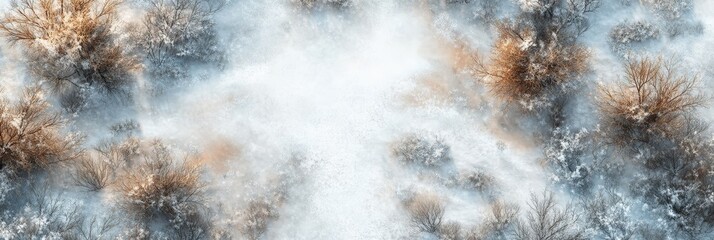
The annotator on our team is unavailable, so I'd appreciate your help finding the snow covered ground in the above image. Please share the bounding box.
[1,0,714,239]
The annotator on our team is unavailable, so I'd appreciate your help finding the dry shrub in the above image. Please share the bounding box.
[76,214,121,240]
[641,0,693,20]
[476,21,589,109]
[466,200,519,240]
[72,157,112,191]
[95,137,140,170]
[392,134,451,167]
[583,190,636,240]
[134,0,225,80]
[0,0,139,96]
[407,193,445,233]
[438,221,463,240]
[238,200,279,240]
[514,192,584,240]
[109,119,141,137]
[1,182,83,239]
[459,170,495,192]
[118,141,205,227]
[597,57,705,147]
[609,21,659,45]
[0,86,81,173]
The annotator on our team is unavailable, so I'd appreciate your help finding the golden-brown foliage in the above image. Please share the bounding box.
[597,57,705,147]
[0,86,81,172]
[118,141,204,221]
[0,0,138,93]
[476,22,589,108]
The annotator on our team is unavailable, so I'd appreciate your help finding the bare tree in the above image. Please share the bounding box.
[0,86,81,173]
[597,57,705,147]
[514,192,584,240]
[0,0,139,98]
[408,193,445,233]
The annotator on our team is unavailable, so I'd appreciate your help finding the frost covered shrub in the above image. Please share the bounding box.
[0,170,12,205]
[237,200,279,240]
[476,21,589,111]
[458,170,495,192]
[466,200,519,240]
[584,190,637,240]
[291,0,352,10]
[438,221,463,240]
[0,86,81,173]
[118,141,207,231]
[608,20,659,57]
[609,21,659,45]
[96,137,141,170]
[134,0,225,81]
[392,134,452,167]
[442,0,499,23]
[641,0,693,20]
[631,130,714,237]
[109,119,141,137]
[597,57,705,148]
[634,175,714,237]
[407,193,445,233]
[0,0,139,106]
[543,128,591,191]
[75,214,120,240]
[0,183,82,239]
[514,192,584,240]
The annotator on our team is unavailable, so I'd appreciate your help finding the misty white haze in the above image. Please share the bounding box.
[0,0,713,239]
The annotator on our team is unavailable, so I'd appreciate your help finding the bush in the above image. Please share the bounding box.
[75,214,120,240]
[0,0,139,101]
[641,0,693,20]
[72,157,112,191]
[133,0,224,80]
[118,141,206,230]
[0,182,82,239]
[438,221,463,240]
[407,193,445,233]
[458,170,495,192]
[392,134,452,167]
[467,200,519,240]
[476,21,589,110]
[514,192,584,240]
[95,137,141,170]
[597,57,705,148]
[543,128,591,191]
[0,86,81,173]
[610,21,659,45]
[238,200,279,240]
[583,190,637,240]
[109,119,141,137]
